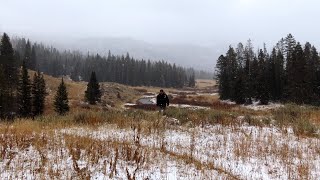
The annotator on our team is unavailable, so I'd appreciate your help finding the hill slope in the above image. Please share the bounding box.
[32,71,141,114]
[44,37,223,71]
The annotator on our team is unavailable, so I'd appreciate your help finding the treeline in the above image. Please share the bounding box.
[0,33,46,118]
[11,37,195,88]
[216,34,320,105]
[0,32,196,118]
[185,68,213,80]
[0,32,106,118]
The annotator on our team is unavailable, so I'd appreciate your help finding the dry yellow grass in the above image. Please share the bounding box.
[131,79,217,96]
[39,72,87,114]
[28,71,142,114]
[1,108,319,179]
[195,79,216,89]
[2,72,317,179]
[132,86,177,95]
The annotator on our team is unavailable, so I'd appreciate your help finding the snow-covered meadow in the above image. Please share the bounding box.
[1,113,319,179]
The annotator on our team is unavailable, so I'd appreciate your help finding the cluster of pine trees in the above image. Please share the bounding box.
[12,38,196,88]
[216,34,320,105]
[54,71,102,115]
[0,33,46,118]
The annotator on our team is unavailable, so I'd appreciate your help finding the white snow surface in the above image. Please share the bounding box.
[170,104,210,110]
[61,125,320,179]
[220,100,284,111]
[220,100,237,105]
[196,93,218,96]
[1,123,319,179]
[242,101,284,111]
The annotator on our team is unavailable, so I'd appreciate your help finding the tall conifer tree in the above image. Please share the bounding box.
[17,61,32,117]
[32,71,46,116]
[85,72,101,105]
[0,33,19,117]
[54,78,69,115]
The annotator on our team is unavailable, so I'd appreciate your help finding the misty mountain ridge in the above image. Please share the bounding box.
[45,37,222,71]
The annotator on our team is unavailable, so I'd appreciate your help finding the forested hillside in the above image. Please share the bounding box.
[10,36,197,88]
[216,34,320,105]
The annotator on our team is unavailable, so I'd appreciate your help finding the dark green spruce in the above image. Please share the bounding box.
[85,71,102,105]
[0,33,19,118]
[216,33,320,105]
[32,71,47,116]
[188,72,196,87]
[17,61,32,117]
[54,78,69,115]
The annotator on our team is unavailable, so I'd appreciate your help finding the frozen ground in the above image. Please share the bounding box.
[170,104,210,110]
[60,124,320,179]
[1,120,319,179]
[220,100,284,111]
[242,101,284,111]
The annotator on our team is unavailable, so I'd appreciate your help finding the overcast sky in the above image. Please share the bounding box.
[0,0,319,47]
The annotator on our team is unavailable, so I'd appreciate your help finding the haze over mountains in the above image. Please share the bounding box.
[26,35,223,72]
[2,0,320,71]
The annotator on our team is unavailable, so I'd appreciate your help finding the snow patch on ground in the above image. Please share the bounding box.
[242,101,284,111]
[59,124,320,179]
[123,103,136,106]
[220,100,237,105]
[170,104,210,110]
[1,122,319,179]
[220,100,284,111]
[196,93,218,96]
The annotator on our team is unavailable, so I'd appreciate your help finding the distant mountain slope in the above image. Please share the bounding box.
[50,37,222,71]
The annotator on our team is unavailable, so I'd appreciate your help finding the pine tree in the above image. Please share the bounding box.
[233,70,246,104]
[303,42,315,103]
[30,45,37,70]
[217,34,320,106]
[285,43,306,103]
[54,78,69,115]
[236,43,245,68]
[85,72,101,105]
[257,49,270,105]
[311,46,320,104]
[226,46,238,101]
[188,72,196,87]
[269,48,285,101]
[0,65,5,118]
[0,33,19,117]
[24,40,32,69]
[17,61,32,117]
[284,34,296,61]
[216,55,229,99]
[283,34,297,100]
[15,38,27,62]
[243,39,255,104]
[32,71,46,116]
[250,57,259,99]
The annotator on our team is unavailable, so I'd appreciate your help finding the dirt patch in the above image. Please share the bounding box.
[171,96,237,110]
[133,88,148,93]
[124,104,158,111]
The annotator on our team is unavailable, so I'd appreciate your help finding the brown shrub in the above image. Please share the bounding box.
[125,104,158,111]
[133,88,148,93]
[171,96,236,110]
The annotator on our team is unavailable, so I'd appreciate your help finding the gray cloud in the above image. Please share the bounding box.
[0,0,319,70]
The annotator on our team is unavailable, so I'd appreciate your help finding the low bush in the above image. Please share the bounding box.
[272,104,319,137]
[166,108,236,126]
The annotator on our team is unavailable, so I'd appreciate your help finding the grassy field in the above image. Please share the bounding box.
[34,71,142,114]
[1,75,320,179]
[1,105,319,179]
[195,79,216,89]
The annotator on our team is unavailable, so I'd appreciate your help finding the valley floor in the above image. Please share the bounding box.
[1,79,320,179]
[0,108,319,179]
